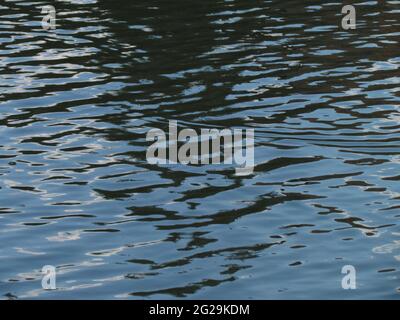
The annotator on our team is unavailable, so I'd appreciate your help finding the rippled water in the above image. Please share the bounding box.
[1,0,400,299]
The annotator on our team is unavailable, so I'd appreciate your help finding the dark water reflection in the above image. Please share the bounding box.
[1,0,400,299]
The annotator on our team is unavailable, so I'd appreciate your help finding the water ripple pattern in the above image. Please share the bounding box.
[0,0,400,299]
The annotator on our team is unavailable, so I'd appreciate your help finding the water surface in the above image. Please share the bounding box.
[1,0,400,299]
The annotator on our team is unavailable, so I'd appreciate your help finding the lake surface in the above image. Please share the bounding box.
[1,0,400,299]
